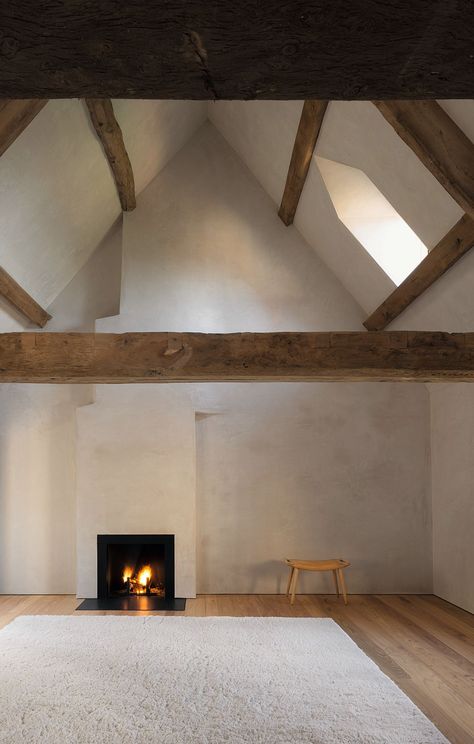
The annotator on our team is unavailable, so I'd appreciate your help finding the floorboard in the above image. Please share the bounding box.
[0,593,472,743]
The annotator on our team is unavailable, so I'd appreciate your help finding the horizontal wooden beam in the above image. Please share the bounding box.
[0,2,472,99]
[1,332,474,383]
[85,99,136,211]
[0,99,48,157]
[373,101,474,218]
[364,215,474,331]
[0,267,51,328]
[279,101,328,226]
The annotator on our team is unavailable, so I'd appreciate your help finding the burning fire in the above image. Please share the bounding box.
[138,565,152,587]
[122,565,155,595]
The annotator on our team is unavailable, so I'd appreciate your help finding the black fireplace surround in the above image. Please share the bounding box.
[76,534,186,611]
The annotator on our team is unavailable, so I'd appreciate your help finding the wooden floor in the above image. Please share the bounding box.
[0,594,473,743]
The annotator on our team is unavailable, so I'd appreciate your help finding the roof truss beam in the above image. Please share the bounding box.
[363,101,474,327]
[373,100,474,218]
[0,99,48,157]
[85,99,136,211]
[0,2,471,99]
[278,100,328,226]
[0,267,51,328]
[364,215,474,330]
[1,331,474,383]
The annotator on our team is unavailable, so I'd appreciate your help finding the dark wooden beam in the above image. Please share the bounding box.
[0,100,48,157]
[0,2,472,99]
[0,267,51,328]
[1,331,474,383]
[85,99,136,211]
[364,215,474,331]
[373,101,474,218]
[278,101,328,226]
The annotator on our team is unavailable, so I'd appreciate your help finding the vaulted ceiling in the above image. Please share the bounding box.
[0,100,206,312]
[0,98,473,332]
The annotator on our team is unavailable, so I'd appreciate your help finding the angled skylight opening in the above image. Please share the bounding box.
[316,157,428,285]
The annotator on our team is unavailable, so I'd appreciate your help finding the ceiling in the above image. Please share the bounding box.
[0,98,473,331]
[0,100,206,310]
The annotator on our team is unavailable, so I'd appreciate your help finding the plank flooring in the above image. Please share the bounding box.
[0,593,473,743]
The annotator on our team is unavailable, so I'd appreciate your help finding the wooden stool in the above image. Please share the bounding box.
[285,558,350,605]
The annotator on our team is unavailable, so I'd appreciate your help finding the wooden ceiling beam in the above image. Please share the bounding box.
[0,2,472,99]
[0,99,48,157]
[364,216,474,331]
[373,101,474,218]
[0,267,51,328]
[278,101,328,226]
[1,331,474,383]
[85,99,136,211]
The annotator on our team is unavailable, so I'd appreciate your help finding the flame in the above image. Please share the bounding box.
[138,565,152,586]
[121,564,153,593]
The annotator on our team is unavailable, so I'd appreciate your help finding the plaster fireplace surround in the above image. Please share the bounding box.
[77,535,186,611]
[75,172,199,604]
[76,382,197,602]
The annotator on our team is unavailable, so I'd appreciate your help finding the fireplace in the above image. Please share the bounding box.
[98,534,174,599]
[76,534,186,611]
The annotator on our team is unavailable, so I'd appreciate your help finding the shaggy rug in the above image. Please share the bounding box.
[0,616,447,743]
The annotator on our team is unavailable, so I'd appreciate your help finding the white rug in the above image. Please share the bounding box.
[0,616,447,743]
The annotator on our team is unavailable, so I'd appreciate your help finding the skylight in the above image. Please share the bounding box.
[316,157,428,285]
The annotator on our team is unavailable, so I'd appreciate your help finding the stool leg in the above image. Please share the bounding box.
[338,569,348,605]
[290,568,299,605]
[286,567,295,595]
[288,571,296,603]
[332,570,340,597]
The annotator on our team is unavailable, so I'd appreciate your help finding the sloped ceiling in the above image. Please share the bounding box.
[0,97,472,332]
[0,99,206,323]
[210,99,474,330]
[209,100,470,314]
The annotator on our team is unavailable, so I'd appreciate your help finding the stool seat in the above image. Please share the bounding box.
[285,557,350,605]
[286,558,350,572]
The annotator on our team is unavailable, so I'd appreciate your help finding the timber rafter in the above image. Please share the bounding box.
[0,2,472,99]
[0,331,474,383]
[364,215,474,331]
[279,101,328,225]
[0,267,51,328]
[85,99,136,211]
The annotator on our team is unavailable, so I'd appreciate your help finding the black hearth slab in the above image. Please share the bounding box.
[75,597,186,611]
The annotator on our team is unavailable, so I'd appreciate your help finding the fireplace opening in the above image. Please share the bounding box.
[107,543,166,597]
[76,534,185,611]
[98,534,175,601]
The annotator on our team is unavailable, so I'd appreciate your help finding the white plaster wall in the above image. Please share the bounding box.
[105,122,364,332]
[430,386,474,614]
[114,100,207,197]
[46,219,123,332]
[0,385,79,593]
[87,122,432,594]
[196,383,432,594]
[0,225,122,593]
[76,386,196,599]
